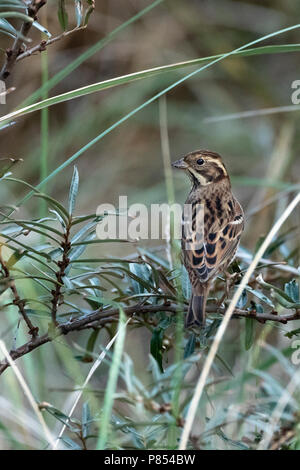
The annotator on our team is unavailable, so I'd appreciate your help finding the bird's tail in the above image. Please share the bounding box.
[185,284,209,328]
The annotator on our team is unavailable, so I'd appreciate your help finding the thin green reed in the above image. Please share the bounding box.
[40,47,49,219]
[159,95,184,448]
[97,309,127,449]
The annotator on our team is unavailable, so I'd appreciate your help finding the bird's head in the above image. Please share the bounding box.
[172,150,228,186]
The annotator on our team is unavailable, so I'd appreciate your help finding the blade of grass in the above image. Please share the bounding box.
[96,309,127,449]
[40,35,49,219]
[0,340,55,448]
[179,192,300,450]
[2,44,300,126]
[203,103,300,122]
[54,314,130,449]
[159,95,174,268]
[257,356,300,449]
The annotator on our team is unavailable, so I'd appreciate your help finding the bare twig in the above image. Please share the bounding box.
[0,0,47,81]
[0,301,299,376]
[16,26,87,62]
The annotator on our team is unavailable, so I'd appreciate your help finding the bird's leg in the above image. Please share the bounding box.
[225,270,240,297]
[217,270,239,307]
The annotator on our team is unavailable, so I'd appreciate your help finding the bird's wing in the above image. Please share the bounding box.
[182,198,244,284]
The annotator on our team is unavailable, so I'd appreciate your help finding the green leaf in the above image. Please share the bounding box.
[0,11,34,22]
[285,328,300,339]
[244,285,275,308]
[284,280,299,303]
[181,265,191,301]
[256,274,298,305]
[34,193,69,222]
[83,0,94,25]
[43,405,80,432]
[58,0,68,31]
[236,288,247,308]
[68,232,95,262]
[150,316,171,372]
[82,402,91,439]
[60,437,81,450]
[32,20,51,37]
[81,329,100,362]
[184,333,196,359]
[150,328,164,373]
[74,0,83,27]
[68,166,79,215]
[128,263,153,294]
[273,291,300,309]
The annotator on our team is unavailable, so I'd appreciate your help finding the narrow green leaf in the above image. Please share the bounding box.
[68,232,95,262]
[82,402,91,439]
[61,437,81,450]
[32,20,51,37]
[181,265,191,301]
[68,166,79,215]
[0,12,33,21]
[74,0,83,27]
[83,0,94,25]
[150,328,164,373]
[244,285,275,308]
[236,288,247,308]
[184,333,196,359]
[34,193,69,222]
[284,280,299,303]
[58,0,68,31]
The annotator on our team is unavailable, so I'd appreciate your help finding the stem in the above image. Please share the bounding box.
[0,250,38,337]
[50,223,71,325]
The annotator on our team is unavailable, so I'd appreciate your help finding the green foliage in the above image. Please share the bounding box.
[0,0,300,452]
[0,167,298,449]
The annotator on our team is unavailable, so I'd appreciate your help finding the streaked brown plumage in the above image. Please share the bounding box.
[172,150,244,328]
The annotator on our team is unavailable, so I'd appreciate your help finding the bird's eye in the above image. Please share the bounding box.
[197,158,204,165]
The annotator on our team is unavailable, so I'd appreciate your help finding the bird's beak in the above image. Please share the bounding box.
[171,158,188,169]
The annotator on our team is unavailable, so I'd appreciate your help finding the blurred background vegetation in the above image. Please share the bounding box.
[0,0,299,450]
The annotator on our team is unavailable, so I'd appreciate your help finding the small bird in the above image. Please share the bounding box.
[172,150,244,328]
